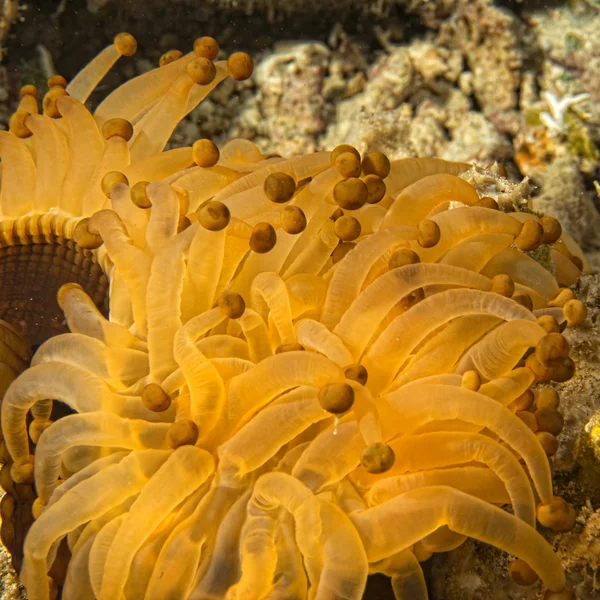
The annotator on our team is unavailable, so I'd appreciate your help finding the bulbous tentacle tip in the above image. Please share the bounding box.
[526,353,575,384]
[114,32,137,57]
[250,222,277,254]
[102,117,134,142]
[509,389,534,412]
[330,144,360,166]
[476,196,499,210]
[334,178,368,211]
[187,57,217,86]
[362,151,391,179]
[47,75,67,88]
[334,215,361,242]
[42,86,68,119]
[281,206,307,235]
[31,498,46,520]
[515,220,544,252]
[217,291,246,319]
[101,171,129,199]
[508,558,539,586]
[142,383,172,413]
[344,364,368,386]
[516,410,539,432]
[389,248,420,270]
[550,357,576,383]
[318,382,355,414]
[332,241,356,264]
[536,333,570,367]
[540,216,562,245]
[198,200,230,231]
[512,291,533,311]
[360,442,395,474]
[491,274,514,298]
[131,181,152,209]
[364,174,387,204]
[461,370,481,392]
[537,315,561,334]
[537,431,559,457]
[167,419,199,449]
[193,139,220,168]
[563,299,587,326]
[194,36,220,61]
[19,84,39,99]
[73,218,103,250]
[264,172,296,204]
[9,111,32,139]
[28,419,52,444]
[57,282,85,308]
[537,388,560,410]
[535,408,564,437]
[335,151,361,179]
[177,215,192,233]
[548,288,576,308]
[10,458,34,485]
[159,49,184,67]
[537,496,577,533]
[227,52,254,81]
[417,219,441,248]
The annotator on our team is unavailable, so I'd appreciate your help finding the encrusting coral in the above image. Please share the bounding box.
[0,32,592,600]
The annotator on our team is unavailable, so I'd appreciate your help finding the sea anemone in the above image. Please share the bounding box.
[0,34,590,600]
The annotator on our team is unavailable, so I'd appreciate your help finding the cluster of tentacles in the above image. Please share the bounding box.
[0,33,591,600]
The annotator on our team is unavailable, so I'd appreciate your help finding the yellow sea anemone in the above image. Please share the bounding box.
[0,34,590,600]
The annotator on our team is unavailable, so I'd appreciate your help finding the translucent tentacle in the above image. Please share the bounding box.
[67,42,122,103]
[0,131,36,217]
[353,431,535,526]
[295,319,353,366]
[26,115,69,213]
[20,450,170,600]
[173,326,226,440]
[57,96,104,216]
[218,387,326,481]
[322,226,417,330]
[99,446,214,599]
[382,384,553,504]
[250,273,295,345]
[90,209,151,334]
[34,413,169,504]
[350,486,565,592]
[334,264,492,359]
[454,320,546,379]
[145,484,240,600]
[364,289,534,393]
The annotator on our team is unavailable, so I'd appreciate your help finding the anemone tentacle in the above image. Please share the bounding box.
[0,34,588,600]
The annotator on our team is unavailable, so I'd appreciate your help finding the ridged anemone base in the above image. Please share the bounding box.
[0,217,109,578]
[0,320,33,577]
[0,237,109,347]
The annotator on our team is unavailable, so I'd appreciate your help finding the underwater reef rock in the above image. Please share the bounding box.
[533,157,600,256]
[0,0,18,60]
[437,0,526,116]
